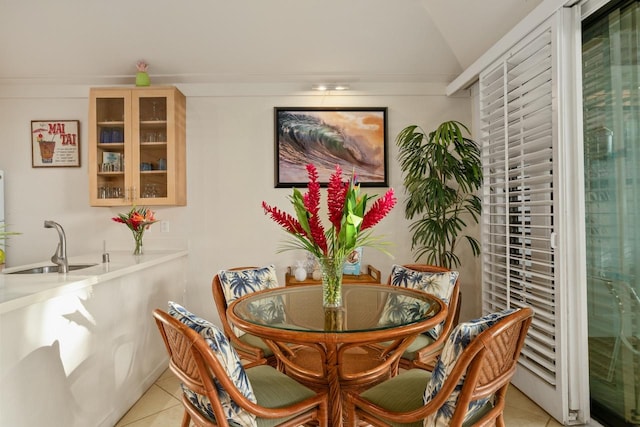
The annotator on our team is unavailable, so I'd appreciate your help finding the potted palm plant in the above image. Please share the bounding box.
[395,120,482,268]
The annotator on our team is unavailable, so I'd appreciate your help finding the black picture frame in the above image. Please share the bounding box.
[274,107,388,187]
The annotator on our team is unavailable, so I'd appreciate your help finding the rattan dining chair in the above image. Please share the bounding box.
[346,307,533,427]
[385,264,461,370]
[212,265,280,366]
[153,302,328,427]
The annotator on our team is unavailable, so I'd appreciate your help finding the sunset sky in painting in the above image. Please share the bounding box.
[309,110,385,151]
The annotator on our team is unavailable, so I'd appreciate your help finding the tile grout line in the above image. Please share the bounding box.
[116,383,182,427]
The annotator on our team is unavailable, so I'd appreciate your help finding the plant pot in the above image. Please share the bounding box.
[135,71,150,87]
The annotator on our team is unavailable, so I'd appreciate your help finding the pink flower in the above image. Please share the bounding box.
[136,60,148,72]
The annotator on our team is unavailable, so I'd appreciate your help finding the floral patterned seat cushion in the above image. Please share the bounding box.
[422,308,517,427]
[218,265,281,337]
[168,301,258,427]
[388,265,459,340]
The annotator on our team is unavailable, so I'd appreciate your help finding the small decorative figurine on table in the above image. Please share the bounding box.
[135,60,150,87]
[294,260,308,281]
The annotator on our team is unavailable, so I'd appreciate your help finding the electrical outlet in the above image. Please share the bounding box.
[160,220,170,233]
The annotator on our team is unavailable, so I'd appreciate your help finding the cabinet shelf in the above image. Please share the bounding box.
[97,121,125,126]
[97,171,125,176]
[97,143,125,149]
[140,120,168,125]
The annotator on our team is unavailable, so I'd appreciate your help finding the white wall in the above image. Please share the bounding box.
[0,82,480,322]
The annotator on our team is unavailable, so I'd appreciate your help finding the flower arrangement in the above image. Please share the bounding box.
[262,164,396,306]
[112,206,158,255]
[136,60,148,72]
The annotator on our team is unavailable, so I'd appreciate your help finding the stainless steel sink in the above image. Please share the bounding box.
[7,263,98,274]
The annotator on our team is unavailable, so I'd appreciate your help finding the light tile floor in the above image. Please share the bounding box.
[116,368,563,427]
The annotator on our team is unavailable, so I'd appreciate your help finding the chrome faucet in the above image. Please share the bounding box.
[44,220,68,273]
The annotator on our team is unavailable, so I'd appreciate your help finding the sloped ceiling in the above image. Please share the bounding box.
[0,0,542,86]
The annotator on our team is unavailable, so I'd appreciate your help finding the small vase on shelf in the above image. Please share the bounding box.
[312,266,322,281]
[294,261,307,281]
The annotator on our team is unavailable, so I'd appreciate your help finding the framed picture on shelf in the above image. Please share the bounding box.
[274,107,388,187]
[31,120,80,167]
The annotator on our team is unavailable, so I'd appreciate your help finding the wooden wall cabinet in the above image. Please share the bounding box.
[88,86,186,206]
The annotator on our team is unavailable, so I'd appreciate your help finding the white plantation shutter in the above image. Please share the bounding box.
[479,21,567,420]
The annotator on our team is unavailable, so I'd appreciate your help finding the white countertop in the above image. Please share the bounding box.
[0,250,188,313]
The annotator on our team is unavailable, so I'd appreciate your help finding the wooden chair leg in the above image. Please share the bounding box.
[181,409,191,427]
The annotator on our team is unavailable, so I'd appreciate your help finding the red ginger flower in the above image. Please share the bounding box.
[302,165,328,254]
[262,163,396,261]
[261,202,305,235]
[327,165,348,230]
[361,188,396,230]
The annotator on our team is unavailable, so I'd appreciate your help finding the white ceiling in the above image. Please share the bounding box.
[0,0,543,86]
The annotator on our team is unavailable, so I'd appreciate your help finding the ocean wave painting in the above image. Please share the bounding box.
[275,108,387,187]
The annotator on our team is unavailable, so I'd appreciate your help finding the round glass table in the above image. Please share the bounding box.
[228,283,446,427]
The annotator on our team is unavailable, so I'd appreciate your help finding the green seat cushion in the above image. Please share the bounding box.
[378,334,436,361]
[358,368,431,427]
[402,334,436,360]
[247,365,318,427]
[237,333,274,357]
[357,368,493,427]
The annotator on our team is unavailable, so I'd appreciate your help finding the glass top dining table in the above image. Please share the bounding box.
[229,283,444,335]
[228,283,446,427]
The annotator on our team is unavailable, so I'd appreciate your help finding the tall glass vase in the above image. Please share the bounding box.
[133,231,144,255]
[318,256,344,308]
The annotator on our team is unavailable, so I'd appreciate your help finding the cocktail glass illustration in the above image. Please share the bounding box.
[37,134,56,163]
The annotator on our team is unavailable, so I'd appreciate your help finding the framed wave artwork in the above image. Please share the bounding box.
[274,107,388,187]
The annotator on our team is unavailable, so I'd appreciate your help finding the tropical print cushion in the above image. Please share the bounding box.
[168,301,257,427]
[389,265,459,339]
[422,308,517,427]
[218,265,281,337]
[378,293,436,327]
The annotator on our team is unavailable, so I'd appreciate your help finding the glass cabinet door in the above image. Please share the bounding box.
[91,91,129,205]
[135,95,168,202]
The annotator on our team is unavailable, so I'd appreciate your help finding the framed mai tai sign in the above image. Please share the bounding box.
[274,107,388,187]
[31,120,80,167]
